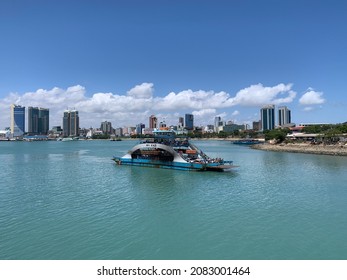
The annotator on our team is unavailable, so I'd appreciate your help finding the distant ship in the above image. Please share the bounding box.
[58,137,79,141]
[113,128,235,171]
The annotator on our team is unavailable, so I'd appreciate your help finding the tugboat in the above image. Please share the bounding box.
[113,128,235,171]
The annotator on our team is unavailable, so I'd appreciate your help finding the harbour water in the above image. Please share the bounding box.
[0,140,346,260]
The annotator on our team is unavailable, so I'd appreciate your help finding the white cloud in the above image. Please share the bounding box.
[217,112,228,120]
[299,89,325,105]
[191,109,218,125]
[155,89,231,111]
[0,85,87,128]
[191,108,217,117]
[303,106,314,111]
[231,83,296,106]
[0,82,300,129]
[127,82,154,99]
[232,110,240,116]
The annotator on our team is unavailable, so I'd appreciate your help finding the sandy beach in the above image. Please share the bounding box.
[251,143,347,156]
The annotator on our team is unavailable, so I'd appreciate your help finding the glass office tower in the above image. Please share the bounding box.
[261,104,275,131]
[10,104,25,137]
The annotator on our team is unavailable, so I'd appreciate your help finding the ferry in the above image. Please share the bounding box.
[113,128,235,171]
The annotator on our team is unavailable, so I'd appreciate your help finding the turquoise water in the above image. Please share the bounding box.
[0,140,346,260]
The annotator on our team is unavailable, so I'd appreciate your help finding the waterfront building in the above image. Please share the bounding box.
[143,128,154,135]
[122,127,129,136]
[28,107,49,135]
[149,115,157,129]
[184,114,194,130]
[178,117,184,127]
[278,106,291,127]
[298,123,330,127]
[115,127,123,137]
[63,110,79,137]
[205,125,214,133]
[101,121,112,134]
[10,104,25,137]
[123,126,136,136]
[214,116,221,132]
[223,123,245,133]
[253,121,261,131]
[214,116,225,133]
[261,105,275,131]
[136,123,145,135]
[51,126,62,133]
[0,129,11,139]
[50,126,63,138]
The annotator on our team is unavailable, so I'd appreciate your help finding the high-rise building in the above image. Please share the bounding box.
[214,116,221,132]
[278,106,291,127]
[101,121,112,134]
[214,116,224,133]
[10,104,25,137]
[261,104,275,131]
[178,117,184,126]
[149,115,157,129]
[28,107,49,135]
[184,114,194,130]
[63,110,79,137]
[136,123,145,135]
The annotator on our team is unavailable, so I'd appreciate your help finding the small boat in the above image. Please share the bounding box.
[113,128,235,171]
[61,137,79,141]
[232,139,263,145]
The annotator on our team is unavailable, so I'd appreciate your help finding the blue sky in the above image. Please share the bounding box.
[1,0,346,128]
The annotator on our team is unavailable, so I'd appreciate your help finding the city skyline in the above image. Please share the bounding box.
[2,102,344,135]
[1,1,347,128]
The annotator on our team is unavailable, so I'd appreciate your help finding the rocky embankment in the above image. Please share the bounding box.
[251,143,347,156]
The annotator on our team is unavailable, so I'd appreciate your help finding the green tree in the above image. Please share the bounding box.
[264,129,288,143]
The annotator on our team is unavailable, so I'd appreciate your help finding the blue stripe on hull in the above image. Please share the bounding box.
[114,158,206,171]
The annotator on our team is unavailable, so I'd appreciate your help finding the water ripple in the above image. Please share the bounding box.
[1,141,347,259]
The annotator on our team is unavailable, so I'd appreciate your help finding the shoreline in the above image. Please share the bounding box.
[251,143,347,156]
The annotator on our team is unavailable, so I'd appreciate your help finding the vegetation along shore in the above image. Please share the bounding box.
[250,123,347,156]
[251,143,347,156]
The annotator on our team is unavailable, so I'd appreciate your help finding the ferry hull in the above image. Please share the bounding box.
[113,157,235,172]
[113,157,207,171]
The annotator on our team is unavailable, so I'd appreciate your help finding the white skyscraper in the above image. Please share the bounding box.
[278,106,291,127]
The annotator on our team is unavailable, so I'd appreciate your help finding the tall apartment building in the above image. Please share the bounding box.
[101,121,112,134]
[214,116,225,133]
[184,114,194,130]
[149,115,157,129]
[261,104,275,131]
[136,123,145,135]
[63,110,79,137]
[278,106,291,127]
[28,107,49,135]
[10,104,25,137]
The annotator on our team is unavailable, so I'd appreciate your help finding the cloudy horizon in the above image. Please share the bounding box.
[1,1,346,130]
[0,82,330,130]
